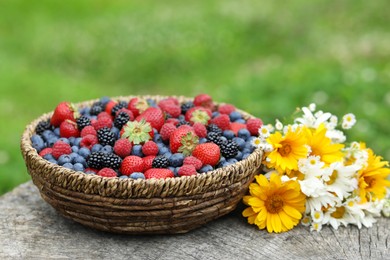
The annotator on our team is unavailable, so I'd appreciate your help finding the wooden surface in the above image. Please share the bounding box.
[0,182,389,260]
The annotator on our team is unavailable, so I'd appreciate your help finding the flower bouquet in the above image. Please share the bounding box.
[243,104,390,233]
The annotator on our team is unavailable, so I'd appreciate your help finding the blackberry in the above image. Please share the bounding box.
[181,101,194,114]
[87,152,122,170]
[111,101,128,116]
[152,156,169,168]
[35,120,52,135]
[90,101,104,116]
[76,116,91,130]
[207,124,222,135]
[206,132,225,146]
[220,140,239,159]
[114,111,130,129]
[176,120,191,127]
[97,127,116,146]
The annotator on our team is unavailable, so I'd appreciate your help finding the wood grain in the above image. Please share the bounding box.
[0,182,388,260]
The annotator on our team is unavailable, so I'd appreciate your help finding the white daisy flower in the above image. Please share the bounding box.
[311,210,324,223]
[326,129,346,144]
[382,198,390,218]
[310,222,322,232]
[342,113,356,129]
[301,215,311,227]
[251,137,262,148]
[295,107,332,129]
[309,103,316,112]
[322,204,357,229]
[275,119,283,131]
[298,156,325,178]
[305,192,340,213]
[258,126,270,138]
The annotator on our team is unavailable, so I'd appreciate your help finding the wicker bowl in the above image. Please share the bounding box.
[20,95,263,234]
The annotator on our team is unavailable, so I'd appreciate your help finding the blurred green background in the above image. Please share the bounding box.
[0,0,389,195]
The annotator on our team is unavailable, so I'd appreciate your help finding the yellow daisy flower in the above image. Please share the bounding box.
[306,124,344,165]
[265,126,308,173]
[358,148,390,203]
[242,173,306,233]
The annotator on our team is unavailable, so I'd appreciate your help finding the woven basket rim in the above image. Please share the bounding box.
[21,95,263,196]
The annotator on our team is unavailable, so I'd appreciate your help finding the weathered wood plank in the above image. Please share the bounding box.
[0,182,388,260]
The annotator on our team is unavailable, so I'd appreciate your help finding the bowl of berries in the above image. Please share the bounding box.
[21,94,263,234]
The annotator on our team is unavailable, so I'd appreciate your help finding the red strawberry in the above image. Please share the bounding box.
[60,120,80,138]
[142,155,156,170]
[120,156,145,176]
[210,114,231,131]
[193,122,207,138]
[92,116,113,130]
[193,94,214,110]
[142,141,159,156]
[116,108,134,121]
[80,134,98,149]
[166,118,180,126]
[39,148,52,157]
[97,168,117,178]
[218,104,236,115]
[178,164,197,177]
[160,123,177,141]
[192,143,221,166]
[164,97,179,105]
[230,122,247,135]
[52,140,72,159]
[144,168,174,179]
[246,118,263,136]
[136,107,165,132]
[105,100,117,114]
[169,125,198,155]
[158,100,181,118]
[185,106,212,125]
[128,97,149,117]
[113,138,132,158]
[183,156,203,170]
[50,102,78,127]
[80,125,97,137]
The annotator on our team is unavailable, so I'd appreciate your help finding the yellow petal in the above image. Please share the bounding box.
[271,213,282,233]
[283,205,302,220]
[278,210,294,230]
[266,213,274,233]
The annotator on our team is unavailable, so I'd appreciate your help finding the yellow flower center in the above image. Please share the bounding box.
[347,201,354,207]
[254,139,261,145]
[310,159,317,165]
[279,143,292,157]
[302,217,310,224]
[265,194,284,214]
[326,170,338,185]
[330,206,345,219]
[314,212,321,220]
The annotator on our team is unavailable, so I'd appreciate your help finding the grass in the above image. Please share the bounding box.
[0,0,389,195]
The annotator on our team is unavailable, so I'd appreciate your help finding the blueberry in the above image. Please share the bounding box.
[234,151,243,161]
[78,147,91,158]
[199,137,207,144]
[163,152,172,159]
[72,146,79,153]
[219,136,228,144]
[62,162,74,170]
[48,159,58,164]
[53,128,60,137]
[227,158,238,165]
[85,170,96,175]
[174,167,181,177]
[79,107,90,116]
[158,146,169,156]
[218,157,226,167]
[223,130,235,140]
[43,154,55,161]
[42,130,56,141]
[218,161,230,168]
[92,144,103,153]
[119,175,129,179]
[232,137,246,150]
[111,127,120,139]
[238,129,251,140]
[73,163,85,172]
[68,137,76,146]
[132,145,144,157]
[168,166,176,174]
[101,145,113,154]
[153,134,163,144]
[31,135,45,152]
[245,141,255,153]
[129,172,145,179]
[242,148,252,154]
[58,154,72,165]
[100,96,111,105]
[242,153,251,159]
[178,115,185,121]
[46,137,59,147]
[147,99,157,107]
[229,111,242,122]
[212,111,220,118]
[235,119,246,124]
[169,153,184,167]
[73,137,82,147]
[199,164,213,173]
[153,128,158,134]
[73,155,86,166]
[69,152,79,162]
[58,137,70,144]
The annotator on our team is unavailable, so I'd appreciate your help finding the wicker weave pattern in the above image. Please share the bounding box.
[21,96,263,234]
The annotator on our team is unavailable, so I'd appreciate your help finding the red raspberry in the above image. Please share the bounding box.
[144,168,174,179]
[60,120,80,138]
[193,122,207,138]
[218,104,236,115]
[92,116,113,130]
[52,141,72,159]
[178,164,197,177]
[160,123,176,141]
[97,168,117,178]
[120,156,145,176]
[80,134,98,149]
[211,114,231,131]
[142,141,159,156]
[159,102,181,118]
[39,148,52,157]
[166,118,179,126]
[183,156,203,170]
[105,100,117,114]
[80,125,97,137]
[97,112,112,120]
[143,155,156,170]
[193,94,214,110]
[246,118,263,136]
[113,138,132,158]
